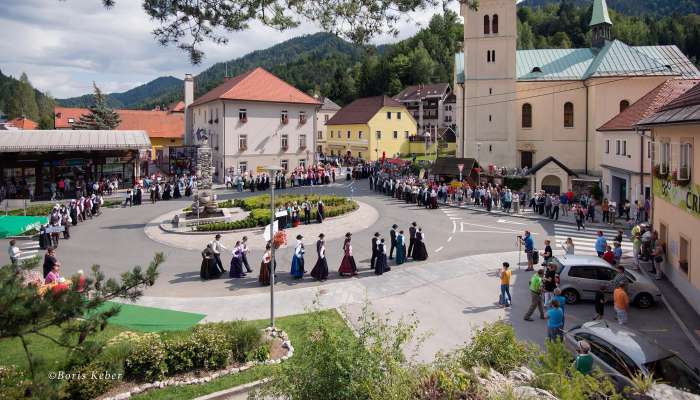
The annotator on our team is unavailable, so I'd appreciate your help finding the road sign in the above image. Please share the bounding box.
[457,164,464,172]
[263,221,279,241]
[256,166,267,173]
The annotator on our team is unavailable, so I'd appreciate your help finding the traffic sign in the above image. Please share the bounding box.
[256,166,267,173]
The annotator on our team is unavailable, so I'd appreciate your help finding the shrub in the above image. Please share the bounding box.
[7,204,55,216]
[124,333,167,382]
[0,366,30,399]
[218,321,263,363]
[62,361,121,400]
[164,326,230,373]
[247,341,271,362]
[459,321,535,374]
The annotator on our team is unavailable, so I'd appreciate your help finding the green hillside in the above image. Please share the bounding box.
[519,0,700,16]
[0,70,55,128]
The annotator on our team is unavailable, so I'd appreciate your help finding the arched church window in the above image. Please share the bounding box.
[522,103,533,128]
[484,15,490,35]
[492,15,499,34]
[619,100,630,112]
[564,102,574,128]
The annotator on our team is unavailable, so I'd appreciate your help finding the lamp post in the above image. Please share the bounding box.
[265,164,283,328]
[424,131,430,160]
[476,142,482,184]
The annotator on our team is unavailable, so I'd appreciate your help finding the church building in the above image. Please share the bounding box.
[454,0,700,193]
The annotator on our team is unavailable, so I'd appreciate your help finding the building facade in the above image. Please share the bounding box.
[454,0,700,178]
[393,83,451,139]
[324,96,417,161]
[639,83,700,314]
[187,68,321,179]
[315,97,341,157]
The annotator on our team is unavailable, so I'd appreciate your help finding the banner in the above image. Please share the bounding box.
[653,176,700,219]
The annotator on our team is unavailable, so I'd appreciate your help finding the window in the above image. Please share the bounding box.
[358,152,363,159]
[299,159,306,168]
[484,15,490,35]
[620,100,630,112]
[521,103,533,128]
[299,111,307,124]
[489,115,492,122]
[492,50,495,62]
[68,117,75,123]
[281,110,289,124]
[622,140,627,156]
[280,160,288,171]
[281,134,289,150]
[238,161,247,174]
[605,140,610,154]
[330,130,334,138]
[615,140,620,155]
[387,111,392,119]
[238,135,247,151]
[299,134,307,149]
[487,50,491,63]
[376,131,382,139]
[660,142,671,174]
[215,108,219,123]
[564,102,574,128]
[647,141,652,159]
[317,130,323,140]
[492,14,499,34]
[391,131,397,139]
[581,334,637,378]
[680,236,690,275]
[358,131,363,139]
[405,131,409,138]
[568,266,598,280]
[324,114,329,122]
[347,130,351,139]
[489,88,493,95]
[397,112,401,120]
[680,143,692,180]
[317,145,323,153]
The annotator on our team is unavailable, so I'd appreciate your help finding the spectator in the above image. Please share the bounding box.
[602,245,615,265]
[593,285,606,320]
[499,262,512,307]
[524,269,545,321]
[545,298,564,342]
[574,340,593,375]
[595,231,607,257]
[614,282,630,325]
[8,239,21,266]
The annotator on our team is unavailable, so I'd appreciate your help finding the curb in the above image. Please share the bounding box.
[193,379,270,400]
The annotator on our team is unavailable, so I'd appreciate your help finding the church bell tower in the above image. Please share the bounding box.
[590,0,613,48]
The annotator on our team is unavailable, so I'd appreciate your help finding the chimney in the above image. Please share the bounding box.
[184,73,194,145]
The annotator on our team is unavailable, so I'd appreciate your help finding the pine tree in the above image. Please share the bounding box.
[7,72,40,121]
[72,82,121,130]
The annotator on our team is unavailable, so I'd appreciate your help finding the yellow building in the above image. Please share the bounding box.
[324,96,417,161]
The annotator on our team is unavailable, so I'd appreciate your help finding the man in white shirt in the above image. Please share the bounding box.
[210,234,227,273]
[8,239,21,266]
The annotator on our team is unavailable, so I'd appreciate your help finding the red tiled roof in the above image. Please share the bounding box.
[658,80,700,111]
[7,117,38,129]
[191,67,322,107]
[168,101,185,112]
[54,106,184,139]
[598,79,700,131]
[326,96,404,125]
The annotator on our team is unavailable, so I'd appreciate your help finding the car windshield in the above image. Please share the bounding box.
[644,355,700,394]
[551,257,565,273]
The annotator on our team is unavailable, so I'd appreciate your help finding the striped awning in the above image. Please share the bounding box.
[0,130,151,152]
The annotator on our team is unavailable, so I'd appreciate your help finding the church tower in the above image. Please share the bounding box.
[590,0,613,48]
[459,0,518,169]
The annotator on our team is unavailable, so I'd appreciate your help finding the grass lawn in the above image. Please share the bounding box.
[131,309,351,400]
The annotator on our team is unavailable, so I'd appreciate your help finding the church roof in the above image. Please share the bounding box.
[455,43,699,83]
[528,156,578,177]
[590,0,612,27]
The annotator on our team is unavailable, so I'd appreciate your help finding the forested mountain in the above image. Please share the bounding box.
[57,76,182,109]
[519,0,700,16]
[0,70,55,128]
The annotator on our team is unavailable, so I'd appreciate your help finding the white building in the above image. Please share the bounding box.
[185,67,321,180]
[315,97,341,156]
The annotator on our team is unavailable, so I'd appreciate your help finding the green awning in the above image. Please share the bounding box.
[0,215,48,238]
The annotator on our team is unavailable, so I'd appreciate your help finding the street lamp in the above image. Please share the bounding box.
[265,164,284,328]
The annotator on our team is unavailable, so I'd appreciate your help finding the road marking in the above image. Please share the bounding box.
[447,236,453,242]
[435,246,444,253]
[497,218,525,225]
[452,221,457,233]
[450,217,462,220]
[460,221,522,233]
[459,230,525,234]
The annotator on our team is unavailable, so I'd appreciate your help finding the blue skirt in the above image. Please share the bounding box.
[291,255,304,279]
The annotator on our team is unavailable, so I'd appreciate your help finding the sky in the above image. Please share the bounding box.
[0,0,461,99]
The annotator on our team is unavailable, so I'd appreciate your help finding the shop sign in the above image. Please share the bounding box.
[653,176,700,219]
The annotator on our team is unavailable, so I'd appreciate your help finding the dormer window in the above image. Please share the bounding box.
[531,67,542,73]
[67,118,75,124]
[281,110,289,124]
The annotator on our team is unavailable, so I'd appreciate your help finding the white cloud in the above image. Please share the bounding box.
[0,0,461,98]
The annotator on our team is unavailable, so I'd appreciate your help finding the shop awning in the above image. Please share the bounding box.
[0,130,152,152]
[0,215,48,238]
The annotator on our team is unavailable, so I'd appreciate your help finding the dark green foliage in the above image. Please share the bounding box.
[62,360,120,400]
[520,0,700,16]
[0,70,55,128]
[72,83,121,130]
[503,177,529,191]
[163,327,230,374]
[459,321,536,374]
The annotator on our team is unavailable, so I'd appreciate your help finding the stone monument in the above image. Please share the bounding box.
[191,129,221,217]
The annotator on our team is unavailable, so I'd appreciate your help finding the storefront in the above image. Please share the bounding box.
[0,130,151,199]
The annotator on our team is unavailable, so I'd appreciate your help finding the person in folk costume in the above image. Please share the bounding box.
[316,199,325,223]
[338,232,358,276]
[185,180,192,197]
[259,242,272,286]
[240,236,253,273]
[290,234,305,279]
[69,200,78,226]
[302,197,311,225]
[370,232,380,269]
[374,238,389,275]
[389,224,398,260]
[229,240,246,278]
[408,222,417,259]
[60,207,71,239]
[201,243,222,280]
[311,233,329,281]
[173,178,182,198]
[412,227,429,261]
[395,230,406,265]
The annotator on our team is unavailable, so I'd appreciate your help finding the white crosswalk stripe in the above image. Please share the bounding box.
[17,241,41,260]
[553,224,632,256]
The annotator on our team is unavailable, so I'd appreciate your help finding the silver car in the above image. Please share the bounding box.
[565,320,700,394]
[550,255,661,309]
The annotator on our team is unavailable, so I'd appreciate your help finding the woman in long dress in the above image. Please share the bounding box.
[338,233,358,276]
[395,230,406,265]
[290,234,305,279]
[316,200,325,223]
[412,228,428,261]
[173,180,182,198]
[311,234,329,281]
[259,243,272,286]
[229,241,246,278]
[201,244,221,280]
[374,238,389,275]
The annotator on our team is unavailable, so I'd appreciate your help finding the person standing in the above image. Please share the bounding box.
[561,237,575,255]
[374,238,389,275]
[42,247,59,278]
[210,234,227,274]
[291,234,305,279]
[574,341,594,375]
[229,241,246,278]
[595,231,607,257]
[259,243,272,286]
[651,238,665,280]
[522,231,534,271]
[632,233,641,268]
[499,262,512,307]
[370,232,380,269]
[389,224,398,260]
[545,299,564,342]
[614,282,629,324]
[408,222,417,258]
[395,230,406,265]
[316,200,325,223]
[551,195,560,220]
[302,198,311,225]
[338,233,358,276]
[541,240,553,267]
[592,285,606,320]
[575,205,585,231]
[412,228,428,261]
[8,239,20,266]
[543,262,558,306]
[311,233,329,281]
[241,236,253,273]
[524,269,545,321]
[549,288,567,328]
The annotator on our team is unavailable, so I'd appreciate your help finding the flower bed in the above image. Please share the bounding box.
[195,195,357,232]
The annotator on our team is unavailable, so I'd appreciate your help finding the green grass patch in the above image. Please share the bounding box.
[92,302,206,332]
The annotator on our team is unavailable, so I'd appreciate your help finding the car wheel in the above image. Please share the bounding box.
[635,293,654,309]
[562,289,579,304]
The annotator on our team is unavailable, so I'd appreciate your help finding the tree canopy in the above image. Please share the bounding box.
[72,83,122,130]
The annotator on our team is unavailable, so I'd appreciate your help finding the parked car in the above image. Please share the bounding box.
[550,255,661,308]
[565,320,700,394]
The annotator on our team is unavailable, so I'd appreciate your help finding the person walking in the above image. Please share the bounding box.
[408,222,417,258]
[614,282,630,324]
[498,262,512,307]
[229,241,246,278]
[395,230,406,265]
[595,231,607,257]
[524,269,545,321]
[311,233,329,281]
[374,238,389,275]
[545,299,564,342]
[370,232,380,269]
[389,224,398,260]
[241,236,253,273]
[592,285,606,320]
[522,231,535,271]
[259,243,272,286]
[210,234,227,274]
[291,234,305,279]
[8,239,20,266]
[575,205,585,231]
[338,232,358,276]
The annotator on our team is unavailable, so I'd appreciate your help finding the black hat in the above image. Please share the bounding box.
[392,224,398,229]
[411,221,417,226]
[215,234,222,239]
[345,232,352,237]
[374,232,380,237]
[319,233,325,238]
[296,234,303,240]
